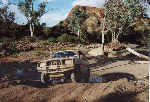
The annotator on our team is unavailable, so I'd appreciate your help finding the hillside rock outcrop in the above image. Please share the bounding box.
[67,5,104,21]
[61,5,104,36]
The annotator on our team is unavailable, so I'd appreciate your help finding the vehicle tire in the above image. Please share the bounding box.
[60,78,64,83]
[41,73,50,84]
[71,73,76,82]
[84,70,90,82]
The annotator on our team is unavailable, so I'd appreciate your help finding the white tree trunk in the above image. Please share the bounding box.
[30,23,34,37]
[101,30,104,55]
[101,18,105,55]
[77,29,80,44]
[78,30,80,37]
[126,48,149,60]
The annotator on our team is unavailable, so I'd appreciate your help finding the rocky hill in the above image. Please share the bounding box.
[67,5,104,22]
[64,5,104,29]
[51,5,104,37]
[51,5,150,43]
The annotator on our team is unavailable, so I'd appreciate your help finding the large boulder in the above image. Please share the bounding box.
[88,47,104,56]
[0,42,3,49]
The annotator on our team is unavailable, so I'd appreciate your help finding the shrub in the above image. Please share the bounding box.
[79,38,87,44]
[48,37,57,43]
[7,42,18,53]
[0,36,10,42]
[57,34,79,43]
[6,40,33,53]
[20,36,37,42]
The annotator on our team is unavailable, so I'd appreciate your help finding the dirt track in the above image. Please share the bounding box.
[0,78,148,102]
[91,60,149,79]
[0,50,149,102]
[0,59,149,102]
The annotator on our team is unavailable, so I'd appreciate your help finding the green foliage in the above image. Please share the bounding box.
[0,36,10,42]
[57,34,79,43]
[48,37,57,43]
[0,6,15,24]
[18,0,48,37]
[123,0,146,21]
[0,5,16,37]
[67,8,88,34]
[103,0,147,42]
[20,36,36,42]
[34,36,42,41]
[7,42,18,53]
[135,22,150,44]
[79,38,87,44]
[66,8,88,43]
[43,27,52,37]
[36,51,49,57]
[18,0,47,22]
[43,27,51,34]
[148,33,150,44]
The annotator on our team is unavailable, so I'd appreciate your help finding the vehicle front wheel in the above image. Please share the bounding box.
[41,73,50,84]
[71,73,76,83]
[84,71,90,83]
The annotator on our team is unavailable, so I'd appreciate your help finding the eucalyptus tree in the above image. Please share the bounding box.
[99,0,147,54]
[0,6,15,24]
[0,5,15,37]
[67,8,88,42]
[103,0,146,44]
[18,0,48,37]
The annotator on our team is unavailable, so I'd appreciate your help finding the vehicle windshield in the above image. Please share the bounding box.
[53,51,75,58]
[53,52,66,58]
[64,51,75,57]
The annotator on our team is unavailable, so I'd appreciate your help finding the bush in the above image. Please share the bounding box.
[0,36,10,42]
[7,42,18,53]
[57,34,79,43]
[20,36,37,42]
[6,40,33,53]
[48,37,57,43]
[79,38,87,44]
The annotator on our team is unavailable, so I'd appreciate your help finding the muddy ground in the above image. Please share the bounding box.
[0,47,149,102]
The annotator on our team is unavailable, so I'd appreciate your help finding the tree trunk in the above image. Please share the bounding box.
[78,30,80,37]
[126,47,149,60]
[78,29,80,44]
[30,23,34,37]
[101,30,104,55]
[101,18,105,55]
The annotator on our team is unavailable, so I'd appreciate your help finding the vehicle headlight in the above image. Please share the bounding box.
[37,63,40,67]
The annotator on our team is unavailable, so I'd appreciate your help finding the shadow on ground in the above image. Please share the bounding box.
[89,72,136,83]
[94,92,137,102]
[88,51,148,71]
[64,92,144,102]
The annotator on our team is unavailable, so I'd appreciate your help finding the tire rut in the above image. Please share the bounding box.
[50,83,84,102]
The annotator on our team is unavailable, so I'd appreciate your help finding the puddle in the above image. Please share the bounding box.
[89,76,103,83]
[89,72,136,83]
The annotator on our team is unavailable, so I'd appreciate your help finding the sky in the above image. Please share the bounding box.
[0,0,150,27]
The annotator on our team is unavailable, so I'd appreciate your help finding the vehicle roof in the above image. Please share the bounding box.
[39,57,75,63]
[55,50,76,52]
[55,50,79,54]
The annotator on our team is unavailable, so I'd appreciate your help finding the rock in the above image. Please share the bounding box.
[88,47,104,56]
[0,42,2,49]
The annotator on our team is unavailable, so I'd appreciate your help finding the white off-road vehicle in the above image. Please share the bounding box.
[37,50,90,84]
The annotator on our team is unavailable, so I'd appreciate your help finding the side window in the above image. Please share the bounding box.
[46,60,61,66]
[62,60,65,65]
[65,59,73,65]
[47,61,51,66]
[57,60,61,65]
[53,61,58,65]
